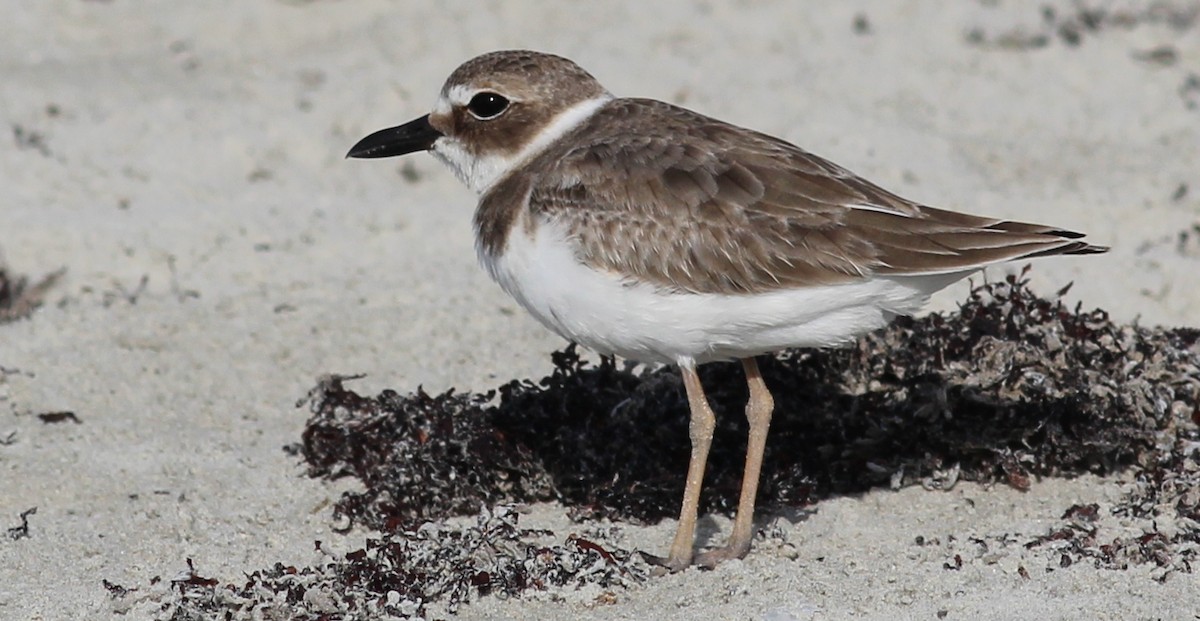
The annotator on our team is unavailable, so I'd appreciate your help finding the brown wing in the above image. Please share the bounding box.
[524,98,1106,295]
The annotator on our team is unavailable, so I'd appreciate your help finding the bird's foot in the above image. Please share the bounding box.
[639,551,693,575]
[693,540,752,569]
[641,540,752,573]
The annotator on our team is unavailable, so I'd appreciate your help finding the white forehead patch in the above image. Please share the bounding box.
[431,85,477,117]
[446,84,477,107]
[432,95,452,117]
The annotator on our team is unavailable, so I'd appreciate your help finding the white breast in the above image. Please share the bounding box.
[479,218,966,366]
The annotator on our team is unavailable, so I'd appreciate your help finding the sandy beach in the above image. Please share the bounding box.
[3,1,1199,619]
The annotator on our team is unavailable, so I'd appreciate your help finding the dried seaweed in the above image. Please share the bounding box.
[966,1,1200,50]
[297,376,556,531]
[146,506,644,620]
[1026,435,1200,579]
[0,265,63,324]
[5,507,36,541]
[298,274,1200,531]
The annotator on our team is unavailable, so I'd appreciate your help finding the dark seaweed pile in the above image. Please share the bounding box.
[298,274,1200,531]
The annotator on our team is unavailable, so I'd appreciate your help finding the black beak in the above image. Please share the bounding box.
[346,114,442,159]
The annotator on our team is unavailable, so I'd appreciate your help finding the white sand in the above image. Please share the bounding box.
[2,1,1198,618]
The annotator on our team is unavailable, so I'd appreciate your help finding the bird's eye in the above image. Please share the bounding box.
[466,92,510,119]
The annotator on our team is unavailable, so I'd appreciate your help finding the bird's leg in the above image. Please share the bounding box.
[646,361,716,572]
[695,356,774,568]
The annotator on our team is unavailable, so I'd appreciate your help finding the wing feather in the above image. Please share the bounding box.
[517,99,1105,294]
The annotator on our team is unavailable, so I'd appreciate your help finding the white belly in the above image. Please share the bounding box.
[479,218,962,366]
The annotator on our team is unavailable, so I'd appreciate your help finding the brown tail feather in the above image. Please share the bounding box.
[848,207,1109,276]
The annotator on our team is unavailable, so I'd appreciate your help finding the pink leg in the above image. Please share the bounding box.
[646,361,716,572]
[695,357,774,567]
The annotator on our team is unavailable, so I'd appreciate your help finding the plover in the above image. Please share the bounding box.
[347,50,1107,571]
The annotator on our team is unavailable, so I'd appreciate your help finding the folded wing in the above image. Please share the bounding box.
[525,99,1106,295]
